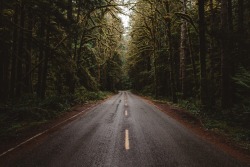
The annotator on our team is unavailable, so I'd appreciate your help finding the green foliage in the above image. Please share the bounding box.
[204,119,250,149]
[1,9,14,17]
[38,95,72,112]
[0,90,111,138]
[174,12,198,33]
[178,99,201,117]
[126,0,250,149]
[0,0,125,140]
[141,85,154,96]
[74,87,109,104]
[233,66,250,104]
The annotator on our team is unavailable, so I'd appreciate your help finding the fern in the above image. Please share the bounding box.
[233,66,250,103]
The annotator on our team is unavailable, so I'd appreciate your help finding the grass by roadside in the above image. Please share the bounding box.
[0,90,113,141]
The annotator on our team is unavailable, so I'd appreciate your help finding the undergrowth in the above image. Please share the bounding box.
[177,99,250,151]
[0,89,111,139]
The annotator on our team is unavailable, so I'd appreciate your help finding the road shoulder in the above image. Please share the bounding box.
[137,95,250,166]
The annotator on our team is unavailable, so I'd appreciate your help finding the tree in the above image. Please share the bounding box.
[0,0,124,102]
[198,0,208,110]
[179,0,188,99]
[164,0,177,102]
[220,0,232,109]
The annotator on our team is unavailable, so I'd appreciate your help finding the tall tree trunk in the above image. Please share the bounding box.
[228,0,234,103]
[237,0,244,68]
[238,0,244,33]
[180,0,188,98]
[37,19,45,98]
[151,4,158,98]
[16,0,25,98]
[24,8,33,94]
[187,28,198,89]
[221,0,232,109]
[198,0,208,110]
[74,1,81,62]
[67,0,75,94]
[208,0,216,108]
[165,0,177,102]
[40,19,50,99]
[10,4,19,98]
[67,0,73,21]
[0,0,9,101]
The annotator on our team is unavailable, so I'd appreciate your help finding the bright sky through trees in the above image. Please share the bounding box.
[118,0,132,33]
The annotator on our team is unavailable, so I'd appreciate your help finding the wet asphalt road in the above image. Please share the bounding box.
[0,91,247,167]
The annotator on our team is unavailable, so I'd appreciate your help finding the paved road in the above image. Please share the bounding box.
[0,91,247,167]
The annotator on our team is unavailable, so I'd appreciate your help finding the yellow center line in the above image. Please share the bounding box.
[125,129,130,150]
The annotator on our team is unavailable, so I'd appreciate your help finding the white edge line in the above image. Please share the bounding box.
[0,104,96,157]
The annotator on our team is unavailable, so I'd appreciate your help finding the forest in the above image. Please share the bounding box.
[0,0,250,150]
[0,0,126,137]
[127,0,250,126]
[126,0,250,149]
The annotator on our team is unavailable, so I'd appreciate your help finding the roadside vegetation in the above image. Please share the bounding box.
[0,90,111,140]
[0,1,126,139]
[177,99,250,151]
[126,0,250,152]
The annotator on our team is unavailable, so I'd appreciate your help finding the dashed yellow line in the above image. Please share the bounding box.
[125,110,128,116]
[125,129,130,150]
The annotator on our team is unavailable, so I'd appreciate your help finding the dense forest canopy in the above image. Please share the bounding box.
[0,0,126,102]
[1,0,250,128]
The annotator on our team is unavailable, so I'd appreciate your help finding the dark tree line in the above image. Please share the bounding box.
[0,0,125,103]
[127,0,250,123]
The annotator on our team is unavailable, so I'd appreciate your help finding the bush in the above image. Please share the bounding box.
[38,95,71,112]
[178,99,201,117]
[0,89,111,138]
[74,87,109,104]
